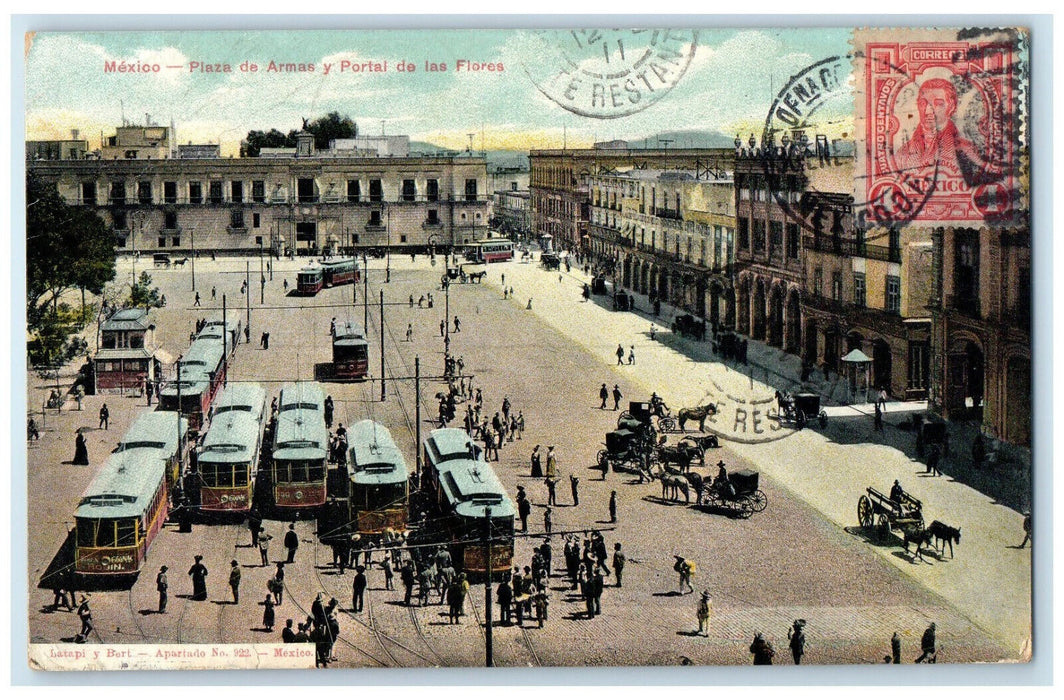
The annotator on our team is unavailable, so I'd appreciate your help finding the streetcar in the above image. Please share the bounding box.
[158,330,228,432]
[421,428,514,577]
[465,238,515,264]
[332,321,369,381]
[74,450,169,576]
[347,420,409,533]
[296,266,324,295]
[270,382,328,509]
[198,318,240,355]
[321,258,361,287]
[115,410,188,490]
[196,383,267,514]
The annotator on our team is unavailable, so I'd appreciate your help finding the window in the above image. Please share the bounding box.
[137,181,152,204]
[230,210,245,229]
[231,181,244,203]
[347,180,361,202]
[164,181,177,204]
[400,235,407,243]
[352,234,360,244]
[369,179,383,202]
[786,223,799,259]
[172,236,181,247]
[889,228,901,261]
[164,211,177,230]
[297,178,316,203]
[189,182,202,204]
[427,179,439,202]
[770,221,783,255]
[813,267,823,297]
[832,272,842,301]
[853,272,866,307]
[427,209,439,225]
[253,213,260,228]
[158,236,166,247]
[81,182,96,206]
[124,150,138,159]
[252,180,265,203]
[738,218,749,250]
[110,181,126,205]
[465,179,478,202]
[255,236,263,246]
[954,231,979,303]
[113,211,127,231]
[402,179,416,202]
[368,211,381,227]
[209,181,223,204]
[753,220,765,252]
[886,275,901,312]
[907,340,930,390]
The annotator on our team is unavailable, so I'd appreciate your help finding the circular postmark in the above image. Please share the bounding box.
[522,29,699,119]
[665,379,807,447]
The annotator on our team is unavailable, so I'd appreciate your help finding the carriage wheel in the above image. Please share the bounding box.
[858,495,874,528]
[659,417,677,433]
[750,489,768,512]
[596,450,609,470]
[876,514,891,542]
[619,411,633,422]
[738,498,755,519]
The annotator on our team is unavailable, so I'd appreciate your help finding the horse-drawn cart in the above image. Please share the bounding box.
[858,486,924,541]
[620,399,678,433]
[699,469,767,518]
[777,392,827,429]
[597,428,648,473]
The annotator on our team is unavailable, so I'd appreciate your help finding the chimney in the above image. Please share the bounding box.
[145,113,151,127]
[71,129,80,140]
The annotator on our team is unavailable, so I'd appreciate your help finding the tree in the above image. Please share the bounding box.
[306,112,358,150]
[128,271,165,310]
[242,128,292,157]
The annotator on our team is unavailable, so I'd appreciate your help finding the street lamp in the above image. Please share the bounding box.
[385,207,392,283]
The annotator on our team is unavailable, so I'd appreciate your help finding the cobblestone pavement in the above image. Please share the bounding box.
[25,255,1023,668]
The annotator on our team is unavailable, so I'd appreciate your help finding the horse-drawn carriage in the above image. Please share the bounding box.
[540,253,561,271]
[776,392,827,429]
[698,469,767,518]
[857,485,924,542]
[613,290,634,311]
[672,314,706,340]
[597,428,648,473]
[620,399,678,434]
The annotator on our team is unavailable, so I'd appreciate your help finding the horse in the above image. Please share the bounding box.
[656,444,694,473]
[900,524,933,563]
[678,404,718,432]
[679,434,719,454]
[468,271,487,284]
[660,474,690,503]
[682,471,704,496]
[927,520,961,558]
[172,257,189,267]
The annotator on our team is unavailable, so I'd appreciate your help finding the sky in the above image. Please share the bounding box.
[24,28,852,154]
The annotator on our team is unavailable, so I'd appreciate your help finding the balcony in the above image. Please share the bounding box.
[803,235,901,263]
[654,207,682,221]
[422,220,443,229]
[365,223,386,232]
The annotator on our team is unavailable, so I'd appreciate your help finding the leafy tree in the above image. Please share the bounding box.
[27,303,89,371]
[128,271,165,310]
[306,112,358,150]
[242,128,292,157]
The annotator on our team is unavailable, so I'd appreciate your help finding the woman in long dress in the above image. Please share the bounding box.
[188,555,208,601]
[73,430,89,465]
[530,445,543,477]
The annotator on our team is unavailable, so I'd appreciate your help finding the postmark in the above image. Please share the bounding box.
[854,28,1027,226]
[521,29,699,119]
[683,380,801,446]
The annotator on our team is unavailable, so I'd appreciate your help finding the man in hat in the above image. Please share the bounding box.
[188,555,208,601]
[612,543,626,587]
[75,596,93,643]
[516,486,531,531]
[284,523,299,563]
[599,383,609,410]
[612,384,622,411]
[915,622,937,663]
[569,474,580,506]
[750,632,775,664]
[696,590,712,636]
[890,480,905,503]
[1019,511,1032,548]
[609,491,618,523]
[229,560,242,604]
[788,619,807,664]
[352,565,367,612]
[156,566,169,613]
[544,476,559,506]
[891,631,902,664]
[258,527,272,567]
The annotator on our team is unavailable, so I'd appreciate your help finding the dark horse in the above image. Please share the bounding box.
[677,404,719,432]
[901,524,933,563]
[928,520,961,558]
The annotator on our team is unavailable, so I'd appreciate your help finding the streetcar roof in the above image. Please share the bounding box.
[298,266,322,276]
[321,258,359,270]
[183,339,224,369]
[273,408,327,458]
[437,459,516,517]
[347,420,408,485]
[116,411,186,454]
[200,412,262,463]
[424,428,477,464]
[76,450,166,519]
[278,382,324,412]
[333,322,366,341]
[213,383,267,420]
[159,372,210,396]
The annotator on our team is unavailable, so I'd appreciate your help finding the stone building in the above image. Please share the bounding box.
[29,128,490,257]
[94,308,159,394]
[492,185,532,239]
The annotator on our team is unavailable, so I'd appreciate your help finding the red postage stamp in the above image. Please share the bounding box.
[855,28,1026,226]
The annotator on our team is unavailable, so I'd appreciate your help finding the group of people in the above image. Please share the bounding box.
[463,393,526,462]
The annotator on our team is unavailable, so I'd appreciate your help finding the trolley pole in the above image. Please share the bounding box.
[259,242,265,305]
[379,289,386,401]
[414,356,421,486]
[363,267,369,331]
[246,261,251,340]
[484,506,493,667]
[222,295,228,387]
[175,358,183,461]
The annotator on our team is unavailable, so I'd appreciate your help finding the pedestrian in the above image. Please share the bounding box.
[229,560,242,604]
[270,563,285,604]
[382,558,394,590]
[454,316,462,333]
[352,565,367,612]
[447,578,463,623]
[926,444,942,477]
[1019,511,1032,547]
[73,429,89,465]
[529,445,542,477]
[609,491,617,523]
[497,579,513,624]
[258,528,272,566]
[612,385,622,411]
[696,590,711,636]
[284,523,299,563]
[788,619,806,664]
[674,555,694,594]
[409,294,414,308]
[628,345,635,365]
[891,631,902,664]
[401,561,416,606]
[516,411,524,439]
[244,325,251,344]
[915,623,936,663]
[262,596,276,632]
[27,416,40,441]
[99,403,109,430]
[599,383,609,410]
[74,597,93,643]
[750,632,775,665]
[544,476,559,506]
[591,566,604,616]
[544,507,552,534]
[517,487,531,531]
[874,402,884,431]
[156,565,169,613]
[188,555,208,601]
[406,323,413,342]
[440,320,445,337]
[527,298,533,309]
[194,292,201,307]
[569,474,580,506]
[545,445,558,478]
[282,619,296,643]
[616,343,625,365]
[324,395,334,428]
[612,543,626,587]
[283,278,289,292]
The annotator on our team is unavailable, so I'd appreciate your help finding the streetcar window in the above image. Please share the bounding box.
[291,461,308,483]
[116,519,136,547]
[216,466,233,488]
[234,467,249,487]
[273,462,288,483]
[76,520,97,547]
[308,462,324,482]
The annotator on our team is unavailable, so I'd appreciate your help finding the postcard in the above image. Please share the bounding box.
[22,24,1032,672]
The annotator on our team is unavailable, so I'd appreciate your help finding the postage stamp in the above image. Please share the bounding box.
[854,28,1028,226]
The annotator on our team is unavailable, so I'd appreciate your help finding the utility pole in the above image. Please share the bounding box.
[222,295,228,386]
[245,261,251,340]
[379,289,386,401]
[484,506,493,667]
[175,358,182,456]
[190,226,196,291]
[414,356,421,487]
[259,240,265,305]
[363,263,369,330]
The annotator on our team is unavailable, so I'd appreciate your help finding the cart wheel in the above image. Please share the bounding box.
[739,499,755,518]
[858,495,874,528]
[659,417,677,433]
[876,514,891,542]
[619,411,633,422]
[596,450,609,469]
[750,489,768,512]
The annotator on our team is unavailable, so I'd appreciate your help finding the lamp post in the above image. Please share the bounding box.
[259,239,265,305]
[190,225,196,291]
[386,207,392,283]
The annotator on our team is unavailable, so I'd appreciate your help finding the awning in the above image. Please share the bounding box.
[841,348,872,363]
[154,348,177,365]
